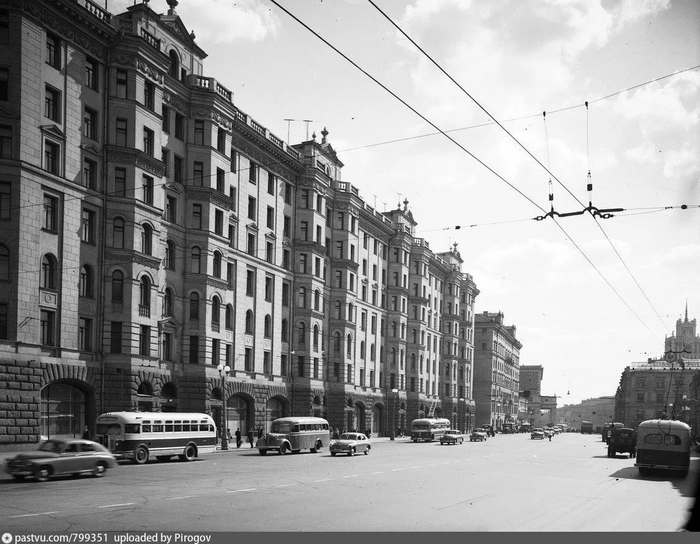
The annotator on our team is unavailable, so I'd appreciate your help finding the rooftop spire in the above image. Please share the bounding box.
[685,300,688,322]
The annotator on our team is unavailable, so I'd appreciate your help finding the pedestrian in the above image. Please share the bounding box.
[82,425,91,440]
[332,428,339,440]
[227,428,232,441]
[235,428,241,448]
[548,432,552,442]
[247,428,254,448]
[258,427,263,439]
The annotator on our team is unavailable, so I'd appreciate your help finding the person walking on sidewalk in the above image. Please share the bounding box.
[247,428,255,448]
[235,428,241,448]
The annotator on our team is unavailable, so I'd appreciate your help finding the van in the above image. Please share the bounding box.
[635,419,691,477]
[580,421,594,434]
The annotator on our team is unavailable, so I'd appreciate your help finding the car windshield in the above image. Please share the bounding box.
[447,430,459,434]
[38,440,64,453]
[339,434,355,440]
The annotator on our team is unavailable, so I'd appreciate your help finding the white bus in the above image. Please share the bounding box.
[410,418,452,442]
[256,416,330,455]
[95,411,217,464]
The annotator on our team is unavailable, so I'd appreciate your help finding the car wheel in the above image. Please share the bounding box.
[279,443,288,455]
[181,444,196,462]
[331,452,337,457]
[93,462,107,478]
[349,447,355,457]
[34,465,51,482]
[310,440,322,453]
[364,446,370,455]
[133,446,148,465]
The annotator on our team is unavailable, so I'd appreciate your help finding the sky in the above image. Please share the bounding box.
[112,0,699,407]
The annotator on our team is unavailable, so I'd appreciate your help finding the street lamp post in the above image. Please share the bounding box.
[459,398,464,433]
[390,388,398,440]
[217,363,231,450]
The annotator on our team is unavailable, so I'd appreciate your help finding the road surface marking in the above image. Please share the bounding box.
[10,512,59,518]
[274,483,295,487]
[391,468,404,471]
[343,475,358,479]
[227,488,256,493]
[313,478,333,482]
[166,496,196,501]
[370,471,384,475]
[98,503,135,508]
[411,466,422,469]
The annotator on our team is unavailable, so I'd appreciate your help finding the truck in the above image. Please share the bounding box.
[580,421,594,434]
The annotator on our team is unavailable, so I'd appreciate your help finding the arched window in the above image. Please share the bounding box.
[79,265,93,298]
[139,276,151,309]
[391,347,397,365]
[189,292,199,319]
[213,251,222,278]
[191,247,201,274]
[168,49,179,78]
[111,270,123,302]
[164,240,175,270]
[297,322,306,349]
[141,223,152,255]
[313,324,319,350]
[333,332,341,353]
[314,289,320,310]
[40,254,57,289]
[298,287,306,308]
[113,217,124,249]
[264,315,272,338]
[211,296,221,326]
[245,310,254,334]
[281,319,288,342]
[0,244,8,281]
[163,288,173,317]
[225,304,233,329]
[346,334,352,358]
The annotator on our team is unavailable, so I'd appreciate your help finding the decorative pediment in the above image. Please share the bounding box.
[164,182,183,194]
[246,222,259,232]
[159,317,182,332]
[81,143,101,156]
[264,232,277,241]
[40,125,65,139]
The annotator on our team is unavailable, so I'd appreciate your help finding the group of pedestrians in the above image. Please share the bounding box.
[226,427,261,448]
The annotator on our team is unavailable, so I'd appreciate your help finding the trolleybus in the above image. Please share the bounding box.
[256,416,330,455]
[410,418,451,442]
[95,411,217,464]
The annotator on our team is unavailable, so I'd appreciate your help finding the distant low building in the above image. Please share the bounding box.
[558,397,616,432]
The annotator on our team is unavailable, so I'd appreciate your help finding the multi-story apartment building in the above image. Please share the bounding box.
[473,311,521,431]
[0,0,479,449]
[615,305,700,429]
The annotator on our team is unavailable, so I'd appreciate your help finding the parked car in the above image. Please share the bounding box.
[5,438,117,482]
[470,429,487,442]
[602,422,624,444]
[440,430,464,445]
[531,428,545,440]
[608,427,636,458]
[329,432,371,456]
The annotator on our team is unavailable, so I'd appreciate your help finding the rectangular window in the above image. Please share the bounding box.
[44,140,60,175]
[162,105,170,133]
[266,242,273,264]
[194,120,204,145]
[0,125,11,159]
[115,118,127,147]
[283,215,291,237]
[193,161,204,186]
[45,86,60,122]
[214,209,224,235]
[282,282,290,306]
[161,148,169,177]
[249,162,257,184]
[139,325,150,356]
[83,107,97,140]
[78,317,92,351]
[174,155,183,183]
[40,310,56,346]
[266,206,274,229]
[246,269,255,296]
[144,80,155,111]
[212,338,220,366]
[116,69,128,99]
[267,173,275,195]
[142,175,154,205]
[43,194,58,231]
[165,195,177,223]
[247,233,256,256]
[189,335,199,364]
[143,127,154,155]
[245,348,253,372]
[83,158,97,190]
[0,182,10,220]
[81,208,95,243]
[114,167,126,198]
[85,57,99,90]
[192,204,202,229]
[217,127,226,153]
[46,33,60,69]
[265,276,273,301]
[248,196,256,220]
[216,168,225,193]
[110,322,122,354]
[175,113,184,140]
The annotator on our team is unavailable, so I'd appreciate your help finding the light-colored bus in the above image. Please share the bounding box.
[95,411,217,464]
[635,419,692,477]
[410,418,451,442]
[256,416,330,455]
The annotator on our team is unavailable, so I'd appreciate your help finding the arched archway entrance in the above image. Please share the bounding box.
[137,382,154,411]
[40,382,92,440]
[228,395,253,437]
[161,382,178,412]
[371,404,384,436]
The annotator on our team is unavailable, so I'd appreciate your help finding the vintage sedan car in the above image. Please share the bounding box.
[330,432,371,456]
[470,429,487,442]
[5,438,117,482]
[531,428,545,440]
[440,430,464,445]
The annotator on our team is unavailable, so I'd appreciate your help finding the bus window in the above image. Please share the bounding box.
[124,424,140,434]
[142,424,151,432]
[165,421,174,432]
[174,423,182,432]
[199,424,208,431]
[644,434,662,444]
[152,423,163,432]
[665,434,682,445]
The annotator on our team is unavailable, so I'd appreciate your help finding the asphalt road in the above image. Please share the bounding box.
[1,433,697,532]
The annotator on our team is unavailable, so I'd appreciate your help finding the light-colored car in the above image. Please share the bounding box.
[470,429,487,442]
[5,438,118,482]
[330,433,371,456]
[531,428,545,440]
[440,430,464,445]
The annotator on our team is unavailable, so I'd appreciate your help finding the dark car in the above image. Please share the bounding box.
[440,430,464,445]
[608,427,636,458]
[602,422,624,444]
[5,438,118,482]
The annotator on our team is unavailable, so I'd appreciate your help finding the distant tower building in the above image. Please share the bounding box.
[519,365,544,398]
[665,303,700,358]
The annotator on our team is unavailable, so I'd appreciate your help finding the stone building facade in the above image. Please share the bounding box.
[0,0,479,449]
[473,311,521,430]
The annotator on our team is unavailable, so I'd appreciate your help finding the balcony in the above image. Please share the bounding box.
[138,305,151,318]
